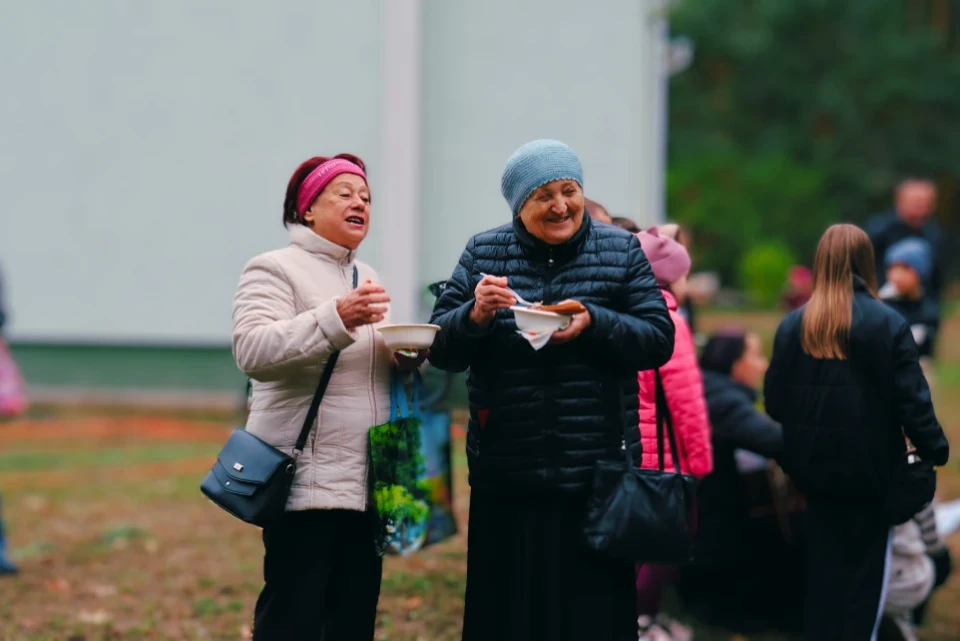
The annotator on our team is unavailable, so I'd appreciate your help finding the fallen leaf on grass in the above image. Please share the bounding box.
[403,596,424,610]
[46,578,70,592]
[77,609,111,625]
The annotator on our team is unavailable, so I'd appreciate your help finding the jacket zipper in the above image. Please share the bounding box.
[543,249,556,480]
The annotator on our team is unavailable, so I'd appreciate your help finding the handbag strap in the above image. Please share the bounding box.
[653,369,683,475]
[293,265,359,457]
[617,379,634,467]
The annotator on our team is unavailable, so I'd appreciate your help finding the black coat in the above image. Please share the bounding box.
[428,215,675,495]
[763,279,949,507]
[694,370,783,565]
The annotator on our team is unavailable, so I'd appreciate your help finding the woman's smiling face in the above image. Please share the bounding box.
[517,179,585,245]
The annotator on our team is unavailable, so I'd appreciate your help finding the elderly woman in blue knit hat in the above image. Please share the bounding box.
[429,140,674,640]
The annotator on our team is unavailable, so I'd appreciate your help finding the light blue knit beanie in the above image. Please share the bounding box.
[885,237,933,283]
[501,139,584,217]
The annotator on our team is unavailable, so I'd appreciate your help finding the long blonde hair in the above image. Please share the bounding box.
[801,224,878,360]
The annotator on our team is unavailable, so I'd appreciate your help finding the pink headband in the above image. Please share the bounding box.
[296,159,367,216]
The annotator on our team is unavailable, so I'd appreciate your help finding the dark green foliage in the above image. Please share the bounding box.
[668,0,960,287]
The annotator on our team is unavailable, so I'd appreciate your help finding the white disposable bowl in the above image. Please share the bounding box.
[511,306,571,333]
[377,324,440,351]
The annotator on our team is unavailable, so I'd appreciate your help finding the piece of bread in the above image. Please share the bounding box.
[540,301,587,315]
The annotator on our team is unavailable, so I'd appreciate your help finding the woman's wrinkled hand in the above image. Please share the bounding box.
[547,302,591,346]
[394,349,429,374]
[337,280,390,330]
[469,274,516,328]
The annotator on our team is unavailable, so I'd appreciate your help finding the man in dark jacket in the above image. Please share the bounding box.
[865,179,945,332]
[429,139,674,641]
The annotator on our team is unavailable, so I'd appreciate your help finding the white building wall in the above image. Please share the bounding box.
[0,1,385,344]
[418,0,666,293]
[0,0,663,343]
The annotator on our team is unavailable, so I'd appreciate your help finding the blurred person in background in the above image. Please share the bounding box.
[0,265,19,575]
[879,238,939,380]
[677,330,790,632]
[633,228,712,641]
[658,223,699,335]
[877,503,952,641]
[232,153,423,640]
[0,264,26,419]
[611,216,641,233]
[781,265,813,311]
[865,178,945,355]
[907,503,952,625]
[428,139,674,641]
[764,224,949,641]
[0,495,14,575]
[585,197,613,224]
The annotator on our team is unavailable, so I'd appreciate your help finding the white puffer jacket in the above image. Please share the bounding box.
[232,225,393,512]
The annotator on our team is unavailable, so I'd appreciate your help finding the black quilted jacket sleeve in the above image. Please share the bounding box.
[427,237,492,373]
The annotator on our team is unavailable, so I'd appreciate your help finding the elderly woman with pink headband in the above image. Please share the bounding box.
[233,153,421,640]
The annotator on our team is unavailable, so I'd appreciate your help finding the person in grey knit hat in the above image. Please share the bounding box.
[429,139,674,641]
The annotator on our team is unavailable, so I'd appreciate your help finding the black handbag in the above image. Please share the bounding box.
[200,267,356,527]
[584,371,697,563]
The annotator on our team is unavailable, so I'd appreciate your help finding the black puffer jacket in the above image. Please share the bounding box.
[764,279,949,505]
[429,215,674,495]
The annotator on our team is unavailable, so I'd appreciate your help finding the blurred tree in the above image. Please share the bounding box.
[667,149,835,284]
[740,242,797,308]
[668,0,960,284]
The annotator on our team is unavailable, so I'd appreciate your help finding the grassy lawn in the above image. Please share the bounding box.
[0,311,957,640]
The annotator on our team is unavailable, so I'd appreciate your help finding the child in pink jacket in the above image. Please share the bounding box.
[634,227,712,641]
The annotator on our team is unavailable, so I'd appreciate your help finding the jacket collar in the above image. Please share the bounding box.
[853,276,874,295]
[289,225,355,264]
[735,381,758,403]
[703,368,757,403]
[512,214,591,264]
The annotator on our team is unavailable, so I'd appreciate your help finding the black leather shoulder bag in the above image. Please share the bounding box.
[584,371,698,563]
[200,267,357,527]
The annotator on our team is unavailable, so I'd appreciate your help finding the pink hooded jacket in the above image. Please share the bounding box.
[637,290,713,478]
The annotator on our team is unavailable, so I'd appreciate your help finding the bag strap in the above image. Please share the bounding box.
[653,369,683,475]
[617,379,634,467]
[293,265,359,457]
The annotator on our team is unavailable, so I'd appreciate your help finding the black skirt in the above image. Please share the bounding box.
[803,500,892,641]
[462,489,637,641]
